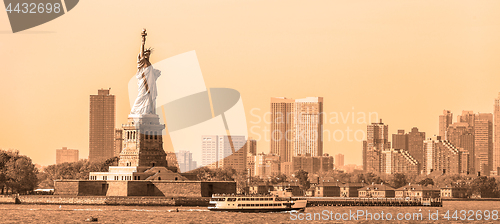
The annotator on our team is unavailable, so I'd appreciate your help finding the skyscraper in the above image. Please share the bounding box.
[335,153,345,168]
[363,119,390,173]
[270,97,323,175]
[89,89,115,162]
[56,147,79,164]
[475,113,493,175]
[407,127,425,173]
[439,110,453,139]
[446,122,474,174]
[494,93,500,175]
[245,138,257,156]
[176,150,197,173]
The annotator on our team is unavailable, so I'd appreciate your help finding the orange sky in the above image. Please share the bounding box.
[1,0,500,166]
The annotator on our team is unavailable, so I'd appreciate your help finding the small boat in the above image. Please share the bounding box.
[208,194,307,212]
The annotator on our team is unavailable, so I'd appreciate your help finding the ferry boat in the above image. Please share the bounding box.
[208,195,307,212]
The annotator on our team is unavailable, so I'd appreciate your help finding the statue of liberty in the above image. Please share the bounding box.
[130,29,161,115]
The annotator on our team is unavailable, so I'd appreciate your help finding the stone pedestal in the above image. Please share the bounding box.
[118,114,167,167]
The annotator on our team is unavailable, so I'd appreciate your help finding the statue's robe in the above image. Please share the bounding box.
[130,53,161,115]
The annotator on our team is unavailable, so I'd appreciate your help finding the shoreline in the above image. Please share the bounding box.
[0,195,211,206]
[2,195,500,206]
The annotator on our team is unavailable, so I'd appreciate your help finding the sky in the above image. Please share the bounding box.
[1,0,500,166]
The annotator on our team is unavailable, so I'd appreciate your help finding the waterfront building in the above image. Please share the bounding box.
[315,182,341,197]
[395,185,440,199]
[440,187,467,198]
[270,97,323,175]
[89,88,116,162]
[56,147,78,164]
[363,119,390,173]
[358,184,395,198]
[340,183,366,197]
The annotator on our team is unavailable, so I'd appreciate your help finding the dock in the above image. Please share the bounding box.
[294,197,442,207]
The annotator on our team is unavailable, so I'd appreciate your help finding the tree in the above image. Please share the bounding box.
[416,178,435,186]
[294,170,310,191]
[354,172,384,185]
[0,150,39,194]
[390,173,408,189]
[6,155,39,194]
[470,176,499,198]
[37,158,119,189]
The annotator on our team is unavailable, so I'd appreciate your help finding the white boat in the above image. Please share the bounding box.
[208,195,307,212]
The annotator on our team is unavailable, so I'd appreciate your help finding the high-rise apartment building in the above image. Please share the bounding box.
[494,93,500,175]
[334,153,344,168]
[292,154,333,175]
[407,127,426,173]
[245,138,257,156]
[382,149,419,176]
[176,150,197,173]
[423,136,465,175]
[89,88,116,162]
[270,97,323,175]
[249,153,280,178]
[446,122,474,174]
[362,119,390,173]
[392,129,408,150]
[475,113,493,176]
[201,135,246,173]
[439,110,453,139]
[56,147,79,164]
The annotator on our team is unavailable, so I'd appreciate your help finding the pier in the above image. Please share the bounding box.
[296,197,442,207]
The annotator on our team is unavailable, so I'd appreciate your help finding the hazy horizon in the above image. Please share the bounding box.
[2,1,500,166]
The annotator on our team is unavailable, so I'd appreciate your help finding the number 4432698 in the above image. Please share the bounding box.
[443,210,498,221]
[6,3,62,14]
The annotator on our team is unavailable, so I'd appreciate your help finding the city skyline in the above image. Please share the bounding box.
[2,1,500,166]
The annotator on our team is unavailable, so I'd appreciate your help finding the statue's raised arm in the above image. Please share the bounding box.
[140,29,147,59]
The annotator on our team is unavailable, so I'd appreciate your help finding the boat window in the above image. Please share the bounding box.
[228,198,236,201]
